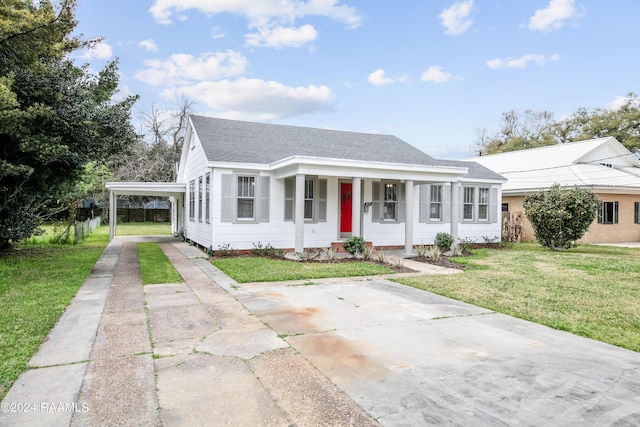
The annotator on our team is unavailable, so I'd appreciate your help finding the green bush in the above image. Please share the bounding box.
[434,232,454,251]
[343,236,366,256]
[523,184,599,251]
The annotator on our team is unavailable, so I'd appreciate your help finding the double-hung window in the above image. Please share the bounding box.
[430,185,442,221]
[236,175,256,220]
[221,172,269,223]
[304,179,315,220]
[478,188,490,221]
[198,176,203,222]
[463,187,475,221]
[383,183,398,221]
[189,180,195,221]
[635,202,639,224]
[205,173,210,223]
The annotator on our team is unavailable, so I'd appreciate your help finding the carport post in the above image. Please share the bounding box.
[109,190,116,241]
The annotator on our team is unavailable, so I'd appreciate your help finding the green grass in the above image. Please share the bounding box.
[137,243,183,285]
[212,257,394,283]
[0,226,109,401]
[116,222,172,236]
[396,243,640,352]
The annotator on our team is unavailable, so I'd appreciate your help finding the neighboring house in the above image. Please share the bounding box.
[107,116,505,253]
[469,137,640,244]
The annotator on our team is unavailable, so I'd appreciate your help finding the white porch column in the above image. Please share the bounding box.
[404,180,414,255]
[450,182,459,242]
[109,190,116,241]
[294,173,305,253]
[351,177,361,237]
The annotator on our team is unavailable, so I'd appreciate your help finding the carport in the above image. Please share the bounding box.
[104,182,186,241]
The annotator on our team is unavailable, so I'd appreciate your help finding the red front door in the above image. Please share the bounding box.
[340,183,352,233]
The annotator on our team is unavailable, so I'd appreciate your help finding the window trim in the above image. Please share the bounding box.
[205,173,211,223]
[460,185,497,224]
[373,180,404,224]
[189,180,195,221]
[598,201,619,224]
[198,176,203,222]
[304,177,316,222]
[383,182,398,222]
[478,187,490,222]
[429,184,443,222]
[236,174,256,222]
[463,187,475,222]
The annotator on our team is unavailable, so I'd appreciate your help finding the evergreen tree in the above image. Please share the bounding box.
[0,0,138,247]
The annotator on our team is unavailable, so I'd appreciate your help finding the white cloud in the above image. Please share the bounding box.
[421,66,453,84]
[486,53,560,69]
[161,78,336,121]
[368,69,395,86]
[606,95,640,111]
[245,24,318,48]
[439,0,474,36]
[139,39,159,52]
[529,0,581,32]
[149,0,362,49]
[81,41,113,60]
[134,50,248,86]
[606,96,626,111]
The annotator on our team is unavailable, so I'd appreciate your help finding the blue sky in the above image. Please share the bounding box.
[73,0,639,159]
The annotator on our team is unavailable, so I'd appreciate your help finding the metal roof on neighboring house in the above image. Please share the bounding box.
[189,115,504,181]
[468,137,640,193]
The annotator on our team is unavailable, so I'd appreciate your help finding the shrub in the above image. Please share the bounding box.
[457,237,475,254]
[251,242,280,257]
[415,244,430,257]
[434,232,454,252]
[343,236,366,256]
[217,243,236,257]
[523,184,599,251]
[295,249,321,261]
[322,247,337,261]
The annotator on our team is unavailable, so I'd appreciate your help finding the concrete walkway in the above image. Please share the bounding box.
[2,236,640,426]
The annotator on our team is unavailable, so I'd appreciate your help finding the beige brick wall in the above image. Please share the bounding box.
[503,194,640,244]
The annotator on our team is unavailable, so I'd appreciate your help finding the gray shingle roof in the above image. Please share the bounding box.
[190,115,503,180]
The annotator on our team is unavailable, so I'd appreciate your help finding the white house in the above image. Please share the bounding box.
[107,116,505,253]
[469,137,640,243]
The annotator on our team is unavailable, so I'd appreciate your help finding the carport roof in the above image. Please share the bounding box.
[105,182,186,197]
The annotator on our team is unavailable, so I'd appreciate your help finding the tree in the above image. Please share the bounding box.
[523,184,599,251]
[0,0,138,247]
[113,96,193,184]
[553,93,640,154]
[475,93,640,156]
[474,109,557,155]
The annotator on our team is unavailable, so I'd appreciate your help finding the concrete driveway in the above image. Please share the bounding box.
[233,277,640,426]
[3,237,639,426]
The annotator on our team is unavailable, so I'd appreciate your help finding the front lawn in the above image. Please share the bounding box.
[0,226,109,401]
[117,222,172,236]
[396,243,640,352]
[212,257,394,283]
